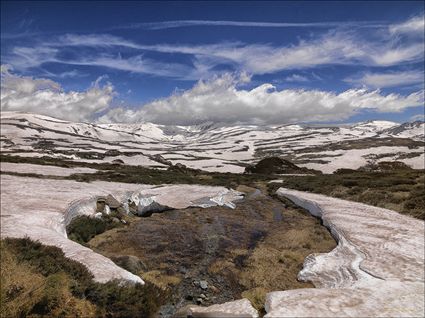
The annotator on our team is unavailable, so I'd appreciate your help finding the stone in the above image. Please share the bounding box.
[199,280,208,290]
[110,255,147,274]
[96,197,106,212]
[105,194,121,209]
[136,195,170,217]
[111,159,124,165]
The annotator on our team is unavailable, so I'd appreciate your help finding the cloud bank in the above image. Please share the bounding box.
[98,74,424,125]
[2,69,423,125]
[1,65,114,122]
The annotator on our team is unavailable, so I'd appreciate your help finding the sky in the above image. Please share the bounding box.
[1,1,424,125]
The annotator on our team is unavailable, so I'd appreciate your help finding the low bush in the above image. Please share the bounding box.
[1,238,168,318]
[67,215,121,245]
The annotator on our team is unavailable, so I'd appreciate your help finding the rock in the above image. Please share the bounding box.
[94,212,103,219]
[199,280,208,290]
[96,197,106,212]
[150,154,172,166]
[200,293,207,299]
[136,195,170,217]
[105,194,121,209]
[111,217,120,223]
[196,298,203,305]
[103,205,111,215]
[112,159,124,165]
[110,255,147,274]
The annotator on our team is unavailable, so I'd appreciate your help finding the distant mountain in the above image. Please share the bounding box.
[1,111,424,173]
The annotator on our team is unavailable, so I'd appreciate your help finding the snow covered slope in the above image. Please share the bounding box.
[262,188,424,317]
[1,111,424,173]
[0,174,243,284]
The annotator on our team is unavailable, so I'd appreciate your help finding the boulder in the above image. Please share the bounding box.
[110,255,147,274]
[105,194,121,209]
[136,195,170,217]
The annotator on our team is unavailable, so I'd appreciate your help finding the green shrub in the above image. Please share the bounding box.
[67,215,120,245]
[1,238,168,317]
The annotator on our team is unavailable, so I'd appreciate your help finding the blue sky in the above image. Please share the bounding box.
[1,1,424,124]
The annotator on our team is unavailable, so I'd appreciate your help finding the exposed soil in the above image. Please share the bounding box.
[87,187,336,316]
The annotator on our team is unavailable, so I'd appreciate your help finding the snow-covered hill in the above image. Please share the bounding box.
[1,111,424,173]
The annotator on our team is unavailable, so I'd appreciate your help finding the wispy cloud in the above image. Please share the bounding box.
[3,15,423,80]
[389,14,425,35]
[285,74,309,82]
[6,29,424,79]
[110,19,386,30]
[346,70,425,89]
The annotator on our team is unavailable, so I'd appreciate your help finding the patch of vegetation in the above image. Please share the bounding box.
[1,154,273,188]
[66,215,123,245]
[267,169,425,219]
[1,238,168,318]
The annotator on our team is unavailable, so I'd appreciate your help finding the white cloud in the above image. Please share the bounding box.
[389,15,425,35]
[346,70,425,88]
[1,66,114,122]
[56,31,424,72]
[285,74,309,82]
[98,73,424,125]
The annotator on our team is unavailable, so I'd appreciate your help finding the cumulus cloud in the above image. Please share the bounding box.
[98,73,424,125]
[345,70,425,88]
[1,66,114,122]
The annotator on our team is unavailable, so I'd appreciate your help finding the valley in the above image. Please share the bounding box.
[1,111,424,317]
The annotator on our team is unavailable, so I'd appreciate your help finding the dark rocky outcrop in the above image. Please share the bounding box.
[244,157,319,175]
